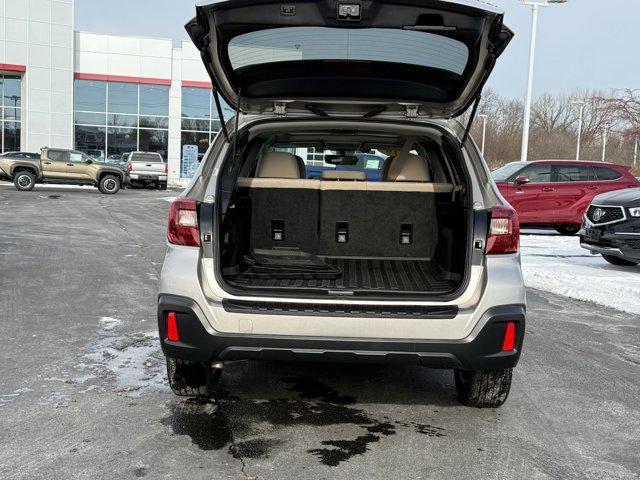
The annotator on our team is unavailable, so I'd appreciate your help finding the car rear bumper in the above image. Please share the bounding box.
[129,173,167,181]
[157,295,526,371]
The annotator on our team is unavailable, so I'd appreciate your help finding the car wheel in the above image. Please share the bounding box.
[602,254,639,267]
[554,224,581,236]
[159,182,167,191]
[13,171,36,191]
[98,174,121,194]
[454,368,512,408]
[166,358,221,398]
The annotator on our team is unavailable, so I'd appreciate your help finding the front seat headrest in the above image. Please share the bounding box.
[256,152,305,179]
[383,152,429,182]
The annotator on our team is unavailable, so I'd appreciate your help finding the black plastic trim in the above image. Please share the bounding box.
[158,295,525,371]
[222,299,458,319]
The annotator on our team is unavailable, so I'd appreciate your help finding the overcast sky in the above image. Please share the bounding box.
[75,0,639,99]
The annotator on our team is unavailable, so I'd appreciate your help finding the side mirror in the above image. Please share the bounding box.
[86,159,93,164]
[514,175,530,186]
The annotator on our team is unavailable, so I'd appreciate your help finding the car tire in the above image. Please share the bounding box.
[554,224,581,236]
[159,182,167,191]
[454,368,512,408]
[98,174,121,194]
[13,171,36,191]
[602,254,639,267]
[166,358,221,398]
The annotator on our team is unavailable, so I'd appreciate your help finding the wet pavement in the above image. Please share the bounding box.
[0,186,638,479]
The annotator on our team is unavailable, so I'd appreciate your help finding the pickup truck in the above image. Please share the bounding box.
[306,153,386,180]
[0,148,126,194]
[125,151,168,190]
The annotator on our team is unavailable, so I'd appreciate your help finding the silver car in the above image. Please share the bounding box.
[158,0,525,407]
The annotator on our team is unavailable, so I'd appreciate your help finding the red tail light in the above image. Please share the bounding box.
[486,205,519,255]
[127,163,132,172]
[164,162,168,174]
[501,322,517,352]
[166,311,180,342]
[167,198,200,247]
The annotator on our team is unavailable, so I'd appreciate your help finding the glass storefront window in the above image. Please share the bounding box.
[107,127,137,155]
[140,85,169,116]
[74,80,169,159]
[108,82,138,114]
[1,75,22,153]
[74,125,106,154]
[182,87,211,119]
[139,129,168,157]
[180,87,233,178]
[74,80,107,112]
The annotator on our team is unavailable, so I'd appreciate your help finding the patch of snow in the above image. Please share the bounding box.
[99,316,122,331]
[161,196,177,203]
[38,392,70,409]
[83,330,168,397]
[520,233,640,315]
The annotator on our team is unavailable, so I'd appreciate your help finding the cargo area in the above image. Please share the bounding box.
[216,125,471,297]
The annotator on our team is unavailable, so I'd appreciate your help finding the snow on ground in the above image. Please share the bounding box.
[520,230,640,315]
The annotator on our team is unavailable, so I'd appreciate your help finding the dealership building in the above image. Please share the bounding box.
[0,0,234,185]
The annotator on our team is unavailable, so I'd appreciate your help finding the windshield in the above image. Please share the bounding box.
[491,162,526,182]
[229,27,469,75]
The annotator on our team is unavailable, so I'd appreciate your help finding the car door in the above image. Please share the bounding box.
[67,151,93,180]
[42,149,69,178]
[504,163,554,224]
[186,0,513,118]
[551,164,597,224]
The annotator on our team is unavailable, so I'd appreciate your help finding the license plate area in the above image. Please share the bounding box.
[585,228,602,242]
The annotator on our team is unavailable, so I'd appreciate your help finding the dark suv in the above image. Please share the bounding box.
[580,188,640,266]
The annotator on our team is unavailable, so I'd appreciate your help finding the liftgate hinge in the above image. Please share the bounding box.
[273,102,287,116]
[405,105,419,119]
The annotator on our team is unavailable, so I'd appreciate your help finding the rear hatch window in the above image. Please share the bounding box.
[130,153,163,162]
[229,27,469,75]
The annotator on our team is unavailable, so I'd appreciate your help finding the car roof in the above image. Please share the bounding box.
[529,159,627,168]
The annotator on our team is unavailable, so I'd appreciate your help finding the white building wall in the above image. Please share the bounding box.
[168,46,183,184]
[0,0,74,151]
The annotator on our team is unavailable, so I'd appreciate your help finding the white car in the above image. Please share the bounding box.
[158,0,525,407]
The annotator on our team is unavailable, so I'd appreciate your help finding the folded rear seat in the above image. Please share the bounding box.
[319,153,453,258]
[237,152,320,252]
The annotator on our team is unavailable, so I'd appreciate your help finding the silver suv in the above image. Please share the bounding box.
[158,0,525,408]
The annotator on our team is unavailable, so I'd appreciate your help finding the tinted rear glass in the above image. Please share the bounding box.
[593,167,622,181]
[554,165,595,182]
[130,153,163,163]
[229,27,469,75]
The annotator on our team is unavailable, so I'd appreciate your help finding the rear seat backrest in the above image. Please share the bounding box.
[238,152,319,251]
[382,152,430,182]
[256,151,305,179]
[321,170,366,181]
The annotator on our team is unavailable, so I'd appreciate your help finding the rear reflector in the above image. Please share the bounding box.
[501,322,516,352]
[486,205,520,254]
[166,311,180,342]
[167,198,200,247]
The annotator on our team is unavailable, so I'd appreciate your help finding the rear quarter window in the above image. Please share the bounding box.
[593,167,622,181]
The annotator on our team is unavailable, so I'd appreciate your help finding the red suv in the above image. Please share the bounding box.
[492,160,640,235]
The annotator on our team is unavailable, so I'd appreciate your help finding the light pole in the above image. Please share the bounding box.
[477,114,488,156]
[572,100,586,160]
[634,136,638,168]
[521,0,568,163]
[601,122,609,162]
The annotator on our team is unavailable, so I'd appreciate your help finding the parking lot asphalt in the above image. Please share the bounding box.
[0,185,638,480]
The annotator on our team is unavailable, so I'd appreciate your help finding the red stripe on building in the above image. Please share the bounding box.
[74,72,171,86]
[0,63,27,73]
[182,80,213,89]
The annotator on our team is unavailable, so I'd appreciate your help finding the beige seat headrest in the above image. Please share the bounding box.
[256,152,305,179]
[383,153,429,182]
[321,170,366,181]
